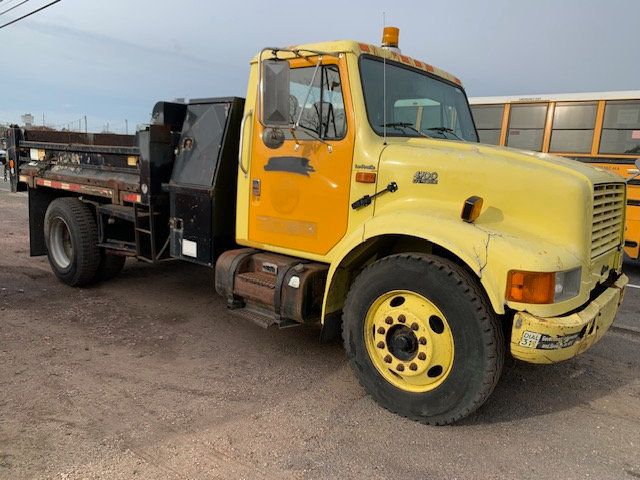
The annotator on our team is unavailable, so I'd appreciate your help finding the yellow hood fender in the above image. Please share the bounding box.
[321,211,506,322]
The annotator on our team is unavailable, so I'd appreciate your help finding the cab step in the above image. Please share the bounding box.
[215,248,328,326]
[229,306,299,329]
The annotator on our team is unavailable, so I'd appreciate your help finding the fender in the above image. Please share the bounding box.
[321,210,506,323]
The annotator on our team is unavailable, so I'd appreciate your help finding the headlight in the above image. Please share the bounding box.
[506,267,581,304]
[554,267,582,302]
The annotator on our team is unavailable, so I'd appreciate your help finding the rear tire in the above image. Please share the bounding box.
[342,253,504,425]
[96,252,126,281]
[44,197,100,286]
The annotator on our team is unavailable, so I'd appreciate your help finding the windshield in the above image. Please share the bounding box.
[360,56,478,142]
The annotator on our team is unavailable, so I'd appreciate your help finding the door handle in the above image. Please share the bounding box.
[238,109,253,177]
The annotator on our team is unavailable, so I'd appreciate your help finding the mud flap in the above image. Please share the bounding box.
[28,188,60,256]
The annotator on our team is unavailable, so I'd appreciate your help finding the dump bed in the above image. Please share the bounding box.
[7,97,245,267]
[9,129,140,202]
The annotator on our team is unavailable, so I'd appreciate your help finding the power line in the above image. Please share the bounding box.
[0,0,61,30]
[0,0,29,17]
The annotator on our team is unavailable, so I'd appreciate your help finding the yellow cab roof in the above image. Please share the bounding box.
[251,40,464,88]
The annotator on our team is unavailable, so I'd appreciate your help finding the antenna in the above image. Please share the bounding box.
[382,11,387,145]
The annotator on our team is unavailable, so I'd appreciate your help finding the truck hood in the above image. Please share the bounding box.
[387,138,620,184]
[375,138,624,259]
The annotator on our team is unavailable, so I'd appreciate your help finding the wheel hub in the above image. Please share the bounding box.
[387,325,418,361]
[364,290,455,393]
[50,217,73,269]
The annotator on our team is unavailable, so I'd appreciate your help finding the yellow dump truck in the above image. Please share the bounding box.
[5,28,629,424]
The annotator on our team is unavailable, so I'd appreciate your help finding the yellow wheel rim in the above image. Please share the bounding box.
[364,290,454,393]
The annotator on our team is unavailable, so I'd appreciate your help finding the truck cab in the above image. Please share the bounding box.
[6,28,629,425]
[228,31,628,421]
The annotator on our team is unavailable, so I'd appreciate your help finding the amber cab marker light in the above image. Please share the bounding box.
[506,270,556,304]
[356,172,377,183]
[460,196,483,223]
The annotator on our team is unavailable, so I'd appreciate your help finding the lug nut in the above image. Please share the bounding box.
[377,341,385,349]
[411,322,419,331]
[396,364,405,372]
[418,352,426,361]
[419,337,427,345]
[409,363,417,371]
[385,316,393,325]
[377,327,386,334]
[384,355,392,363]
[398,314,406,323]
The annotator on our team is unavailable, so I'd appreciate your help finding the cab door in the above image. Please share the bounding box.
[247,56,355,256]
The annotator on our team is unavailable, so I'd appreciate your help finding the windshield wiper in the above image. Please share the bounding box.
[381,122,430,138]
[425,127,462,141]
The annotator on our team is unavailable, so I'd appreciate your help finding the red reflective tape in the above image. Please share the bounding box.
[69,183,81,192]
[358,43,370,53]
[50,181,62,189]
[453,76,462,85]
[414,60,424,68]
[400,55,410,64]
[425,64,434,73]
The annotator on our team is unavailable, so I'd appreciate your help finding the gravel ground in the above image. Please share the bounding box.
[1,187,639,480]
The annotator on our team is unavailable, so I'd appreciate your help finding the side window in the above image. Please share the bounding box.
[506,103,547,151]
[599,100,640,155]
[549,102,597,153]
[471,104,504,145]
[288,64,346,140]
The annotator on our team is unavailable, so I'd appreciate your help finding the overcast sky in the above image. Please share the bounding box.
[1,0,639,133]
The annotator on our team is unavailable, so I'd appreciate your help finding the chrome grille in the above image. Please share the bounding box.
[591,183,625,259]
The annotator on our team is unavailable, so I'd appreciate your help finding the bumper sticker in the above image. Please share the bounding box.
[519,330,583,350]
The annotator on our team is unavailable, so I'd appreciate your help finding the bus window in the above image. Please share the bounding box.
[550,102,597,153]
[471,105,503,145]
[600,100,640,155]
[507,104,547,151]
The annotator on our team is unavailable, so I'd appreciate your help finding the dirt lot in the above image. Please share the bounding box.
[1,187,640,480]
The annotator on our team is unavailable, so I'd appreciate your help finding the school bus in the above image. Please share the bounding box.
[469,91,640,259]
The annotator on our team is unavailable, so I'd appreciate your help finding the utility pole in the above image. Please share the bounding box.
[84,115,87,134]
[78,119,81,131]
[125,119,128,135]
[42,113,45,127]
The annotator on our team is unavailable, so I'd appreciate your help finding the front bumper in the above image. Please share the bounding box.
[510,274,628,364]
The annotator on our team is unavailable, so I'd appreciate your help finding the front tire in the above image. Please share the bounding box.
[342,253,504,425]
[44,197,100,286]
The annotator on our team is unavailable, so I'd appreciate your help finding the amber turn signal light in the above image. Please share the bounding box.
[461,196,483,223]
[356,172,377,183]
[506,270,556,304]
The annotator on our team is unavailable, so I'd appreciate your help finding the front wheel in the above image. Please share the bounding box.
[342,253,504,425]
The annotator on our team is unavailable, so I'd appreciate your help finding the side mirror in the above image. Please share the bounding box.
[260,59,291,127]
